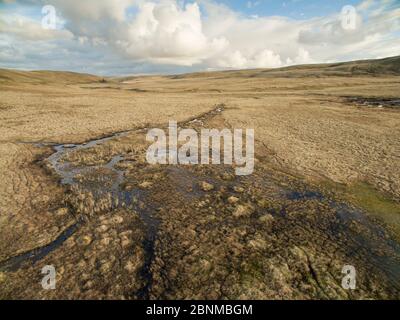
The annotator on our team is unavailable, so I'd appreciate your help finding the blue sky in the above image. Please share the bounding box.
[216,0,361,19]
[0,0,399,75]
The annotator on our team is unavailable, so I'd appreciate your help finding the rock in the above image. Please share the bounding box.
[96,225,108,233]
[55,207,69,216]
[121,238,132,248]
[200,181,214,191]
[124,184,134,191]
[228,196,240,204]
[233,186,245,193]
[0,272,6,283]
[80,235,92,246]
[101,237,111,246]
[200,259,212,272]
[119,231,133,248]
[248,237,267,250]
[233,204,254,218]
[119,230,133,237]
[125,258,140,274]
[259,214,274,224]
[50,226,59,234]
[100,261,112,274]
[139,181,152,189]
[196,200,207,208]
[112,215,124,224]
[77,259,87,269]
[83,280,94,290]
[221,173,234,181]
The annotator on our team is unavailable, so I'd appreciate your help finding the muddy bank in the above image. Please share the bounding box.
[344,96,400,108]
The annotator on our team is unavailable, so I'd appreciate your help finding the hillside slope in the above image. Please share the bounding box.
[0,69,101,85]
[1,56,399,84]
[167,55,400,80]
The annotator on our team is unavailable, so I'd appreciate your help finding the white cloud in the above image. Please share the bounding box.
[0,13,72,41]
[0,0,399,74]
[121,2,221,66]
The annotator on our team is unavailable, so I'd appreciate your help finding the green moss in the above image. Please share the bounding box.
[348,183,399,213]
[321,180,400,238]
[239,258,265,284]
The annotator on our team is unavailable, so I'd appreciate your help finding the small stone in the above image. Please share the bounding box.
[121,238,132,248]
[228,196,239,204]
[100,261,112,274]
[80,235,92,246]
[233,204,254,218]
[83,280,94,290]
[197,200,207,208]
[101,237,111,246]
[259,214,274,224]
[120,231,133,248]
[55,207,69,216]
[125,258,140,274]
[248,237,266,250]
[112,215,124,224]
[96,225,108,233]
[200,181,214,191]
[233,186,245,193]
[139,181,152,189]
[221,173,233,181]
[200,259,212,272]
[50,226,59,234]
[119,230,133,237]
[77,259,87,269]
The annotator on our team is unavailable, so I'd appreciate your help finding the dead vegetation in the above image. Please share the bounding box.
[0,57,400,299]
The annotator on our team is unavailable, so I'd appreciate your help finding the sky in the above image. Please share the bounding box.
[0,0,399,75]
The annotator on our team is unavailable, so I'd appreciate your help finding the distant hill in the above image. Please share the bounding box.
[0,69,101,85]
[167,55,400,80]
[1,56,399,85]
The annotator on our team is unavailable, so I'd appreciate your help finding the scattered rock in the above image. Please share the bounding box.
[200,181,214,191]
[112,215,124,224]
[259,214,274,224]
[233,186,245,193]
[124,184,135,191]
[100,261,113,274]
[139,181,153,189]
[125,257,140,274]
[55,207,69,216]
[228,196,240,204]
[233,204,254,218]
[200,259,212,272]
[248,237,267,250]
[80,235,92,246]
[121,238,132,248]
[96,225,108,233]
[100,237,111,246]
[221,173,234,181]
[83,280,94,290]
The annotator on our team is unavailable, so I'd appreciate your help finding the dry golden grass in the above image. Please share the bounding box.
[0,57,399,299]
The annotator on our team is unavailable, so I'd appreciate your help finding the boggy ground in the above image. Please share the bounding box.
[1,107,399,300]
[0,58,400,299]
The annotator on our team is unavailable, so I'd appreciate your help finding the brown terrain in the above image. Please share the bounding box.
[0,56,399,299]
